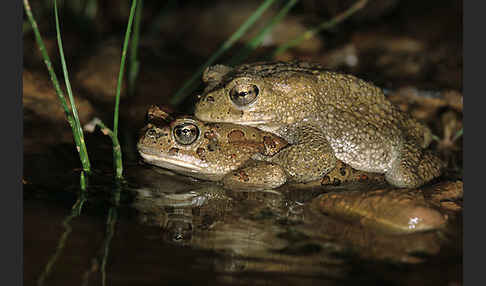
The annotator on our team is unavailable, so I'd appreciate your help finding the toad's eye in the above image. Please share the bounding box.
[229,84,259,107]
[173,123,199,145]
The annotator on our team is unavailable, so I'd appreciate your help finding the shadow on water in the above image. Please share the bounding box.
[24,151,462,286]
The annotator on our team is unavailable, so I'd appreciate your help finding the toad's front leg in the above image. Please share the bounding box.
[265,126,338,183]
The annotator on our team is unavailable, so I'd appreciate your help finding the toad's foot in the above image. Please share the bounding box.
[222,160,287,191]
[386,142,444,188]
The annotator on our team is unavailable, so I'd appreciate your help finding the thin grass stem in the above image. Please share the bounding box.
[228,0,299,66]
[170,0,277,106]
[128,0,143,97]
[53,0,91,173]
[84,118,123,179]
[24,0,91,174]
[273,0,368,57]
[113,0,139,137]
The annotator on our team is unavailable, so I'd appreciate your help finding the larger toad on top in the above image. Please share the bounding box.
[195,61,443,188]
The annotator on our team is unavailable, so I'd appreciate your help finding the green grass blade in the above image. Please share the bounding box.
[80,170,87,194]
[53,0,91,173]
[128,0,143,97]
[273,0,368,56]
[24,0,91,174]
[113,0,138,137]
[110,0,139,180]
[170,0,277,106]
[228,0,299,66]
[23,1,68,113]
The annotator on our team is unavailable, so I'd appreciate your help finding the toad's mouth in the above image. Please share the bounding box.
[138,148,205,173]
[137,146,224,181]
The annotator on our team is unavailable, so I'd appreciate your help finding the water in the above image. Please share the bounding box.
[24,154,462,286]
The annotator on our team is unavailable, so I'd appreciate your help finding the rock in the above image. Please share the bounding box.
[310,182,463,234]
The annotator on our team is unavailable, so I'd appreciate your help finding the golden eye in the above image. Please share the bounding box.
[229,84,259,107]
[173,123,199,145]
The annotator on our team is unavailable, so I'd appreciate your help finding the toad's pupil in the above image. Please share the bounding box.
[178,128,192,137]
[230,84,259,106]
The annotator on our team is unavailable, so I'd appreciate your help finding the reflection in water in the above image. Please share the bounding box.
[165,210,193,243]
[24,165,462,285]
[130,171,461,280]
[133,183,347,278]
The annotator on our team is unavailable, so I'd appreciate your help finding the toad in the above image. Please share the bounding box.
[195,61,444,188]
[137,115,381,190]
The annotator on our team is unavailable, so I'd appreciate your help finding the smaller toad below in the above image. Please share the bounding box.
[137,112,381,190]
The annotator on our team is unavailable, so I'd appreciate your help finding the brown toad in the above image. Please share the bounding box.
[137,116,288,190]
[137,115,381,190]
[195,61,444,188]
